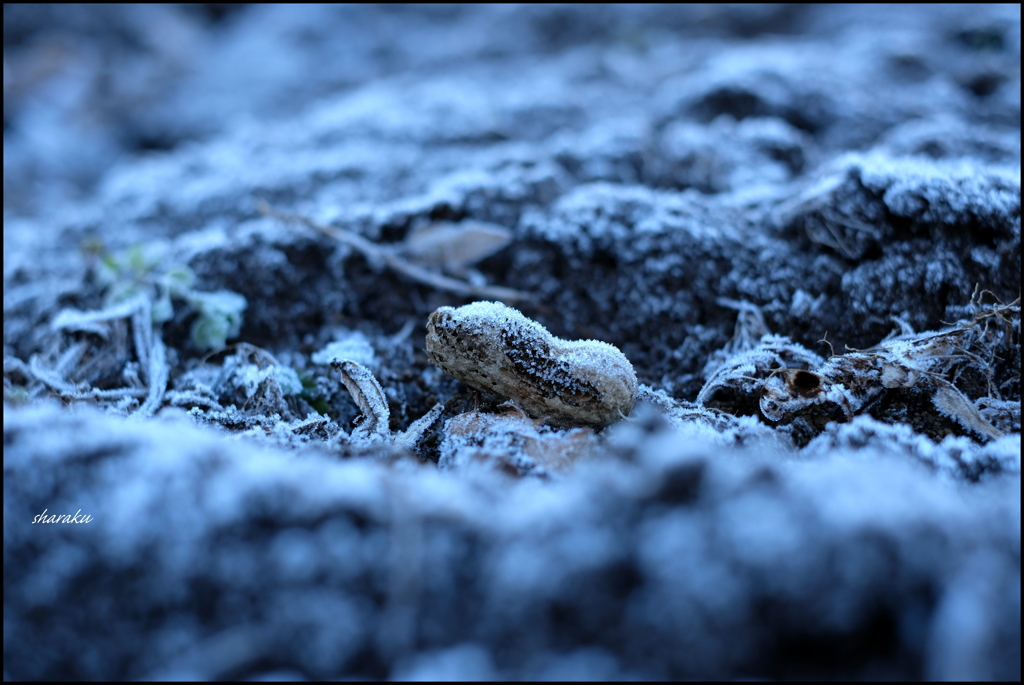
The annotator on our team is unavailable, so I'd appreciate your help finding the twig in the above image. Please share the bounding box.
[817,331,836,358]
[257,200,533,303]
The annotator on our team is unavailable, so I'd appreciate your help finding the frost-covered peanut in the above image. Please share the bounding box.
[425,301,637,427]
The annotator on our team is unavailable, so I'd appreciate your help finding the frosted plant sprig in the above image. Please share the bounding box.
[97,245,247,351]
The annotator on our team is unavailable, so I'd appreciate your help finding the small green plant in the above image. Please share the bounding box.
[96,244,247,351]
[298,372,332,417]
[4,385,32,407]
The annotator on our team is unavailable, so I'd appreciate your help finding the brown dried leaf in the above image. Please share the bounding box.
[400,220,513,271]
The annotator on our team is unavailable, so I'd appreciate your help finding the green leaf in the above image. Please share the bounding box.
[309,397,331,417]
[164,265,196,294]
[100,254,121,273]
[4,385,31,406]
[152,289,174,324]
[104,282,142,308]
[187,289,247,350]
[127,245,149,274]
[190,314,231,351]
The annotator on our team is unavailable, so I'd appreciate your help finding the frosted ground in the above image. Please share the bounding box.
[3,5,1020,680]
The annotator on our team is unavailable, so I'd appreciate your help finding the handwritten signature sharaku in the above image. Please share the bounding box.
[32,509,93,524]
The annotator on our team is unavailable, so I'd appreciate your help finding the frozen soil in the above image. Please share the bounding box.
[3,5,1020,680]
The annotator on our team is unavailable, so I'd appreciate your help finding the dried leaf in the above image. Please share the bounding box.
[400,220,513,271]
[333,359,391,442]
